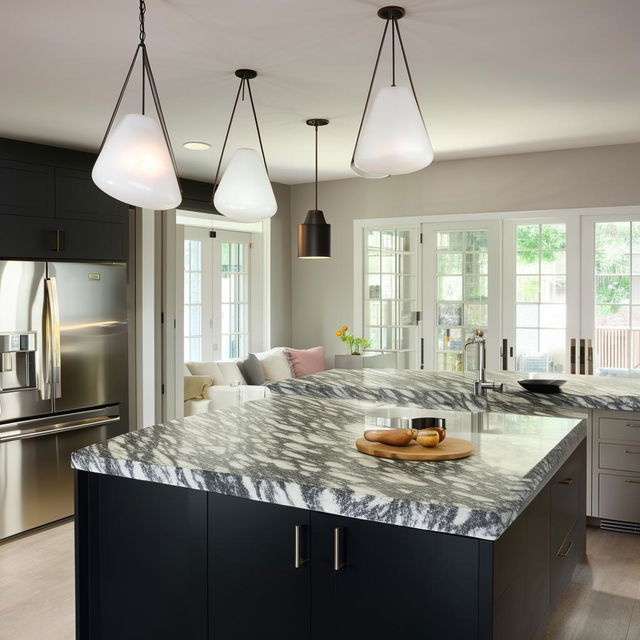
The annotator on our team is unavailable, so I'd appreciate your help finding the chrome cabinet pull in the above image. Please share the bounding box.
[333,527,345,571]
[624,450,640,455]
[294,525,307,569]
[625,480,640,484]
[625,423,640,428]
[557,540,573,558]
[558,478,574,485]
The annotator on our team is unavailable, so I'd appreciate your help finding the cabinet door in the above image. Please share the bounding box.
[0,159,55,217]
[76,473,208,640]
[55,168,128,223]
[56,218,128,261]
[310,512,480,640]
[0,214,57,259]
[208,494,311,640]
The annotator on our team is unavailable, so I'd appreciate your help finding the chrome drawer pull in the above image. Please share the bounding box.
[625,423,640,428]
[625,480,640,484]
[557,540,573,558]
[558,478,574,486]
[333,527,346,571]
[294,525,307,569]
[624,450,640,455]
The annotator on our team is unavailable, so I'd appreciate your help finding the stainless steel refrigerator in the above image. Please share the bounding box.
[0,261,128,540]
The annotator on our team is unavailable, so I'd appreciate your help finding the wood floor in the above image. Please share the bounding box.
[0,522,638,639]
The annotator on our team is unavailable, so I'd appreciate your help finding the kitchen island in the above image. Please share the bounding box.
[73,393,586,640]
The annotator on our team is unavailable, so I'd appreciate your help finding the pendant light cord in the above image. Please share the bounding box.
[314,124,318,210]
[350,18,390,169]
[391,19,396,87]
[140,0,146,114]
[211,74,270,202]
[394,21,426,126]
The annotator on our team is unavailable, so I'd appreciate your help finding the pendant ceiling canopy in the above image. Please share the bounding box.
[92,0,181,211]
[212,69,277,222]
[298,118,331,259]
[351,5,434,179]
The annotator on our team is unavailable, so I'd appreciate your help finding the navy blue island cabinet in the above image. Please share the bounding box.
[75,440,585,640]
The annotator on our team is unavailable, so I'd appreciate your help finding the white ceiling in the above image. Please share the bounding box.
[1,0,639,184]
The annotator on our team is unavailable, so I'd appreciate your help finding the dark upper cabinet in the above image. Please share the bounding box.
[208,493,311,640]
[55,168,128,223]
[0,159,55,218]
[0,139,129,262]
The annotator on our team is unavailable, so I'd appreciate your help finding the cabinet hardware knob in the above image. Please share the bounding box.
[624,450,640,455]
[557,540,573,558]
[333,527,345,571]
[558,478,574,485]
[294,525,307,569]
[625,423,640,428]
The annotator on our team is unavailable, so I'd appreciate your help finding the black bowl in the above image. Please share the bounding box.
[517,379,567,394]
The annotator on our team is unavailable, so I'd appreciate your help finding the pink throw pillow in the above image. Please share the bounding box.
[285,347,326,377]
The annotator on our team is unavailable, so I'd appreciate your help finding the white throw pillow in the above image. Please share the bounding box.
[254,347,293,382]
[183,364,192,376]
[216,361,247,385]
[186,361,226,386]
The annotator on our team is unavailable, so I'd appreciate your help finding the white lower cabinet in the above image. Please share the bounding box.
[591,410,640,525]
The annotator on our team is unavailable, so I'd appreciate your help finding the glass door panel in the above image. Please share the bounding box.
[364,227,419,368]
[584,219,640,375]
[423,221,501,372]
[503,218,579,374]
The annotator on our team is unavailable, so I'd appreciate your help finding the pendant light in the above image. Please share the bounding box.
[351,6,433,178]
[298,119,331,259]
[212,70,277,222]
[92,0,181,210]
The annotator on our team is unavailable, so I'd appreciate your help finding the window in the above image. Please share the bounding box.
[184,239,203,361]
[434,230,489,371]
[364,227,418,368]
[593,221,640,373]
[220,240,249,360]
[513,223,567,372]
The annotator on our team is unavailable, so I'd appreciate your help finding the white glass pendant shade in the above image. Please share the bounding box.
[92,113,181,210]
[214,148,277,222]
[353,85,433,176]
[350,158,389,179]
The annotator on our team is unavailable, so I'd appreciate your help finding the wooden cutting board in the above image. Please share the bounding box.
[355,436,474,461]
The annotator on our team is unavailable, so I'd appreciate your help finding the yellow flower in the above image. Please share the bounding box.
[341,325,348,331]
[336,330,343,337]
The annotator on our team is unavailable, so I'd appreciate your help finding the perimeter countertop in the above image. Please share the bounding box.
[268,369,640,414]
[72,393,585,540]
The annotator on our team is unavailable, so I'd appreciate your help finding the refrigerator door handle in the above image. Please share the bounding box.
[44,277,62,399]
[0,415,120,444]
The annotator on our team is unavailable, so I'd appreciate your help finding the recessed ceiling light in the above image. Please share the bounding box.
[183,141,211,150]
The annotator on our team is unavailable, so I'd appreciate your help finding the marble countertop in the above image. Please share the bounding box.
[268,369,640,414]
[72,393,585,540]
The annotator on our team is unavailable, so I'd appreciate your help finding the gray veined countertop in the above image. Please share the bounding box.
[72,393,585,541]
[267,368,640,414]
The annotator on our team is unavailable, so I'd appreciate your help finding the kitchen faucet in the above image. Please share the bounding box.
[464,330,504,397]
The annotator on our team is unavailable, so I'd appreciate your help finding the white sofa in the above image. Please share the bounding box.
[183,360,269,416]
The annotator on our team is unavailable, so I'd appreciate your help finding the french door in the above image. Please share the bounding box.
[582,215,640,376]
[422,220,501,371]
[183,227,252,362]
[502,216,580,374]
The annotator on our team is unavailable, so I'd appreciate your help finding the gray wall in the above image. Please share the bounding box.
[270,182,292,348]
[289,142,640,364]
